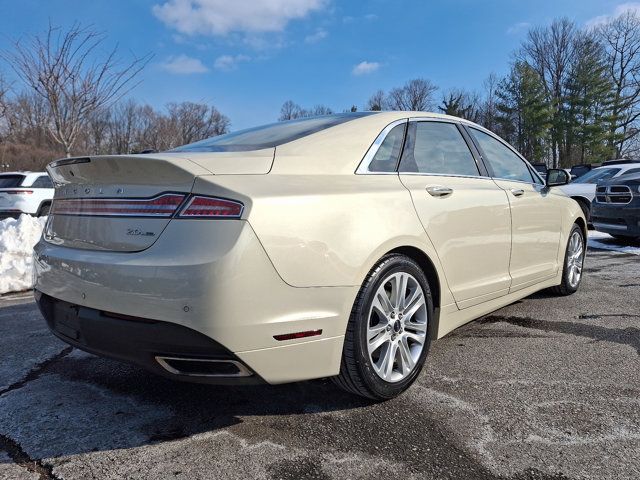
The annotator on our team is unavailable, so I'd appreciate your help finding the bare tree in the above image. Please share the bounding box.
[520,18,578,166]
[480,73,499,130]
[439,88,482,122]
[597,11,640,156]
[165,101,229,147]
[278,101,333,120]
[3,23,151,157]
[366,90,385,111]
[386,79,438,111]
[279,100,304,121]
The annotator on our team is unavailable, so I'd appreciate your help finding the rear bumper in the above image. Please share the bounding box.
[34,219,355,384]
[592,203,640,237]
[35,290,262,384]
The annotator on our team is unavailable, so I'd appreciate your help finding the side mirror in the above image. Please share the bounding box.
[546,169,570,187]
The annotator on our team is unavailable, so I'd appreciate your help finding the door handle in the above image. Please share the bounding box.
[510,188,525,197]
[426,185,453,197]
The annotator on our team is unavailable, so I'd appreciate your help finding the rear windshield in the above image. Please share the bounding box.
[171,113,377,152]
[0,175,25,188]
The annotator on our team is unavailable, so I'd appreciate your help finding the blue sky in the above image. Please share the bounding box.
[0,0,635,130]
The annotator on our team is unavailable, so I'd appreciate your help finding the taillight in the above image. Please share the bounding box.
[4,190,33,195]
[178,196,244,218]
[51,193,186,217]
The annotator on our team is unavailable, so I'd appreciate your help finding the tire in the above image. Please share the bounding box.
[37,203,51,217]
[550,223,585,296]
[574,198,590,223]
[332,254,434,400]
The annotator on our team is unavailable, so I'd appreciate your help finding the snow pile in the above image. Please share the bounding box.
[0,215,47,294]
[588,230,640,255]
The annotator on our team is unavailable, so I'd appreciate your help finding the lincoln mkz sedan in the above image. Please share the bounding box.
[35,112,586,400]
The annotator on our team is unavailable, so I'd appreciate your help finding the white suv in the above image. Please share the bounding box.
[0,172,54,218]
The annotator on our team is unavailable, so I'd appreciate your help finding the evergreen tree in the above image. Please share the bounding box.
[496,62,552,163]
[563,34,617,164]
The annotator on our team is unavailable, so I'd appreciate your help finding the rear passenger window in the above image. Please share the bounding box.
[470,128,534,183]
[31,175,53,188]
[399,122,479,176]
[368,123,407,172]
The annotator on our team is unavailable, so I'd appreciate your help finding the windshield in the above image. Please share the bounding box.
[0,175,25,188]
[171,113,377,152]
[573,168,620,184]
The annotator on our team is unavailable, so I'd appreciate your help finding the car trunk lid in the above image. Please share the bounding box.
[45,151,271,252]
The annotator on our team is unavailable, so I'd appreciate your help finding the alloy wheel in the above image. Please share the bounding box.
[366,272,428,383]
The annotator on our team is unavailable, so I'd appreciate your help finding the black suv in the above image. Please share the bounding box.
[592,172,640,240]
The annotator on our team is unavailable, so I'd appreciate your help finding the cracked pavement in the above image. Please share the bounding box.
[0,247,639,480]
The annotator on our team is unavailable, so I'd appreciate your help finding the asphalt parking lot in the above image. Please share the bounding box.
[1,243,639,480]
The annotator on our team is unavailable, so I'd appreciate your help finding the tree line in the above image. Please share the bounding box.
[2,13,640,171]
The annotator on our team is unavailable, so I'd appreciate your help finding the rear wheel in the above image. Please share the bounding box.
[550,224,585,296]
[332,254,434,400]
[37,202,51,217]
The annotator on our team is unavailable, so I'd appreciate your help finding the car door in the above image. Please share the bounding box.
[466,126,562,291]
[399,119,513,309]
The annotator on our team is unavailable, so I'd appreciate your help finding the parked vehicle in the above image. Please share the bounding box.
[34,112,585,400]
[592,172,640,240]
[0,172,54,219]
[560,163,640,221]
[601,158,640,166]
[531,163,548,180]
[569,163,593,180]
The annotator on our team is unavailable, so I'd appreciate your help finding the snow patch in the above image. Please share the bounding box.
[0,215,46,294]
[588,231,640,255]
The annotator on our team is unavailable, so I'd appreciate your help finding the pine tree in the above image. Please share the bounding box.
[563,35,617,164]
[496,62,552,163]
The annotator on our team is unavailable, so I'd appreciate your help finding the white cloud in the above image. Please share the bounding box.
[304,28,328,44]
[153,0,327,36]
[352,61,380,76]
[160,54,209,74]
[506,22,530,35]
[364,13,378,21]
[586,2,640,28]
[214,54,251,71]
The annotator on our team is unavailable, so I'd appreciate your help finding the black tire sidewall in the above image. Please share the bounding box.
[563,224,585,293]
[353,256,434,399]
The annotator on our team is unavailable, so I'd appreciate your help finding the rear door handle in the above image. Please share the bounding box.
[426,185,453,197]
[510,188,525,197]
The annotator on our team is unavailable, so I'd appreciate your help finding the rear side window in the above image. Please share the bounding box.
[171,113,377,152]
[31,175,53,188]
[470,128,534,183]
[368,123,407,172]
[399,122,479,176]
[0,175,25,188]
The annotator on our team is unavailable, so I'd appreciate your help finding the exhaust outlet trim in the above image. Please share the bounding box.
[155,356,254,378]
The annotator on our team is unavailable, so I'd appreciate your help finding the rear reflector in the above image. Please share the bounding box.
[51,193,186,217]
[273,329,323,341]
[179,196,244,218]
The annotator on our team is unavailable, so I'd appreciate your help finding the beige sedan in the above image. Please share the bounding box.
[34,112,586,399]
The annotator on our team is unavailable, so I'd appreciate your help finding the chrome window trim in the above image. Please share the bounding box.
[399,172,494,180]
[355,119,408,175]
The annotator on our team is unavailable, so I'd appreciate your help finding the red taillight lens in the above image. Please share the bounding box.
[52,194,186,217]
[179,196,244,218]
[5,190,33,195]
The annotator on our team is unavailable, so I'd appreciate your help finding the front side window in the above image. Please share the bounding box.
[368,123,407,172]
[31,175,53,188]
[470,128,534,183]
[399,122,479,176]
